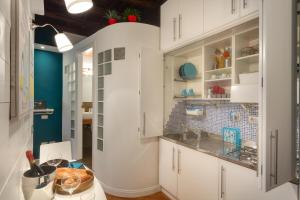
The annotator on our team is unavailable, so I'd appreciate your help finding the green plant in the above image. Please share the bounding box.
[104,10,120,19]
[123,8,141,21]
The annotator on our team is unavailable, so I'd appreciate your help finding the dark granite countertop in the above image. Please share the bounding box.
[161,132,257,171]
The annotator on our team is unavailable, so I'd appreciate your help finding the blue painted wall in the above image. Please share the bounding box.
[34,49,63,158]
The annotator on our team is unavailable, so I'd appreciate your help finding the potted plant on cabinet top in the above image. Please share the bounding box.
[123,8,141,22]
[105,10,120,25]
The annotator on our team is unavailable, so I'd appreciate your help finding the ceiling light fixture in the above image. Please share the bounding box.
[32,24,73,52]
[64,0,93,14]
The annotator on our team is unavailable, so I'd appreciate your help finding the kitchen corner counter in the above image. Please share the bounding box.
[161,133,257,171]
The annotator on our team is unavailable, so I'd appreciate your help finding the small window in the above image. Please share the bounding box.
[98,127,103,139]
[114,47,125,60]
[98,65,104,76]
[98,52,104,64]
[98,77,104,89]
[104,62,112,75]
[98,89,104,101]
[104,49,112,62]
[97,139,103,151]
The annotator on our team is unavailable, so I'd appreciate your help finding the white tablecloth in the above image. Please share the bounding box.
[21,167,107,200]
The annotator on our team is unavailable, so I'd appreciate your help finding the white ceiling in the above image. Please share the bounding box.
[30,0,45,16]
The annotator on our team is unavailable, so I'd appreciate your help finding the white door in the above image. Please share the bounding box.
[179,0,204,42]
[240,0,258,17]
[219,160,261,200]
[204,0,240,33]
[139,48,164,138]
[161,0,179,51]
[177,145,219,200]
[261,0,296,191]
[159,139,178,197]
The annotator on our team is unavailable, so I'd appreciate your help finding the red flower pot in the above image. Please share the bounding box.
[108,18,117,25]
[127,15,137,22]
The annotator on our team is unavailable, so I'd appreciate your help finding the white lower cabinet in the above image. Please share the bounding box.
[159,138,219,200]
[159,138,262,200]
[159,139,178,197]
[177,145,219,200]
[219,160,260,200]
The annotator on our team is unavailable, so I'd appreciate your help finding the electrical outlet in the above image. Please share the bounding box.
[248,116,258,124]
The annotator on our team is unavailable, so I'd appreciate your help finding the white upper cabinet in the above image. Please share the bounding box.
[261,0,295,192]
[177,145,219,200]
[139,48,164,138]
[161,0,180,51]
[161,0,204,51]
[161,0,259,51]
[240,0,259,17]
[159,139,178,197]
[204,0,240,33]
[178,0,204,43]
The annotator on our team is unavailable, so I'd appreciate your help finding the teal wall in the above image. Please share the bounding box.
[34,49,63,158]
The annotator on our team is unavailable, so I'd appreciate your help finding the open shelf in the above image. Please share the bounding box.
[234,27,259,85]
[174,77,201,82]
[173,95,202,100]
[236,54,259,63]
[202,98,230,101]
[205,67,232,73]
[164,21,260,104]
[205,78,231,83]
[203,36,232,99]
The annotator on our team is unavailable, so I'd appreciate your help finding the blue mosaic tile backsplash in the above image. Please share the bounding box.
[165,101,258,142]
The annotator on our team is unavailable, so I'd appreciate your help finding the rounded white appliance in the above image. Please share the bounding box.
[92,23,161,198]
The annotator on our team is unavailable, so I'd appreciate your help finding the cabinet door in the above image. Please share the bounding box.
[261,0,296,191]
[219,160,261,200]
[159,139,178,197]
[177,145,219,200]
[139,48,164,137]
[240,0,258,17]
[204,0,240,33]
[161,0,179,51]
[178,0,204,42]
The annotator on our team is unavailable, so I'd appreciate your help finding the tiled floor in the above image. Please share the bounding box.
[106,192,170,200]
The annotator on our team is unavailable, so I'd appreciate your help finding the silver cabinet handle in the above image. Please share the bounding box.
[177,149,181,174]
[143,112,146,136]
[243,0,247,9]
[231,0,236,14]
[221,166,225,199]
[173,18,177,41]
[269,130,279,185]
[179,14,182,39]
[172,147,175,171]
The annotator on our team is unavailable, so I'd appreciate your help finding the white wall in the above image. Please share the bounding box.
[82,75,92,102]
[0,0,34,199]
[82,54,93,102]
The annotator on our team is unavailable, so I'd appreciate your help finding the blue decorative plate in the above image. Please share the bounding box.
[180,63,197,80]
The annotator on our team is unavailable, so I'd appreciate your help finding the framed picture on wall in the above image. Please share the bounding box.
[10,0,32,119]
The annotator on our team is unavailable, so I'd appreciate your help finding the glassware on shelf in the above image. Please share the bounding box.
[223,47,231,68]
[240,46,259,57]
